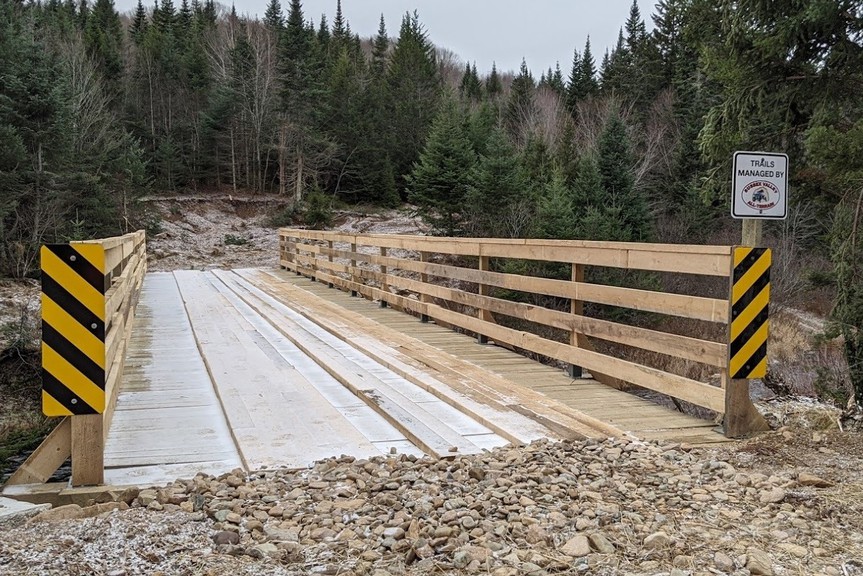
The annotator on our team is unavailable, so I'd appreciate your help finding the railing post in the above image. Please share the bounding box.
[350,242,358,297]
[72,416,104,486]
[294,238,301,276]
[379,246,388,308]
[327,240,334,288]
[420,251,430,323]
[477,255,491,344]
[568,263,585,378]
[723,246,771,438]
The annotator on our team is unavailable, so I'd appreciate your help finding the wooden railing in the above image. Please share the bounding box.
[7,231,146,487]
[279,229,769,438]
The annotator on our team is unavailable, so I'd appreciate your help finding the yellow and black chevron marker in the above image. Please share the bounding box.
[41,244,107,416]
[729,247,771,380]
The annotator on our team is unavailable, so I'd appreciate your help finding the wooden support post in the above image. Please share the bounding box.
[723,371,770,438]
[568,263,585,378]
[71,415,104,486]
[350,242,358,297]
[379,247,388,308]
[420,251,430,322]
[742,219,763,247]
[327,240,334,288]
[477,256,492,344]
[294,239,301,276]
[723,245,770,438]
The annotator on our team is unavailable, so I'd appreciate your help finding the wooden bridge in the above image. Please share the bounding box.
[4,229,771,494]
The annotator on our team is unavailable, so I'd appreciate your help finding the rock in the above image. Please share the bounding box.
[643,531,671,549]
[225,512,242,524]
[525,525,549,546]
[33,504,84,522]
[588,532,614,554]
[453,550,472,569]
[137,489,158,506]
[468,467,485,481]
[212,531,240,545]
[251,543,279,558]
[560,535,591,557]
[798,472,833,488]
[382,526,405,540]
[520,562,545,576]
[746,548,773,575]
[714,551,734,572]
[212,510,230,523]
[777,542,807,558]
[673,554,693,568]
[759,488,786,504]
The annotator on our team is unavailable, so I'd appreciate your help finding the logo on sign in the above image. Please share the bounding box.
[741,180,780,212]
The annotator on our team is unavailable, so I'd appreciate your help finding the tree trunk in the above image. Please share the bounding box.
[279,123,287,196]
[295,151,304,203]
[230,125,238,194]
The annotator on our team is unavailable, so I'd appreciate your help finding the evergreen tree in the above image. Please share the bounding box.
[130,0,148,42]
[597,112,650,241]
[387,11,440,194]
[459,62,482,102]
[485,62,502,99]
[549,62,565,95]
[407,98,476,236]
[278,0,322,200]
[466,128,528,237]
[84,0,124,105]
[370,14,388,76]
[565,48,580,114]
[263,0,283,29]
[505,59,535,141]
[534,169,576,240]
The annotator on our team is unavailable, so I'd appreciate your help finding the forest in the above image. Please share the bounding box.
[0,0,862,399]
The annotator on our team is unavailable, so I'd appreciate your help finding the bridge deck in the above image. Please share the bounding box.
[104,268,726,485]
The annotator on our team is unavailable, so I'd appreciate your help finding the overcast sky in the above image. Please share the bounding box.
[115,0,657,75]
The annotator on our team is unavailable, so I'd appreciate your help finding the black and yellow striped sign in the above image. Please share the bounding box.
[41,244,107,416]
[730,247,771,379]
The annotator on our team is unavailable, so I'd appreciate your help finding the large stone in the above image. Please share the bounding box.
[746,548,773,576]
[759,488,786,504]
[560,535,591,557]
[588,533,615,554]
[798,472,833,488]
[33,504,84,522]
[212,531,240,545]
[643,531,671,549]
[714,551,734,572]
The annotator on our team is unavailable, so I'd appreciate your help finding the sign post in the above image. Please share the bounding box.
[732,151,788,246]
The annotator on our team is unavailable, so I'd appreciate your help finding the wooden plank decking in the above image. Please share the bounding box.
[97,267,728,486]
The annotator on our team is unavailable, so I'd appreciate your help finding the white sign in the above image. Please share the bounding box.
[732,151,788,220]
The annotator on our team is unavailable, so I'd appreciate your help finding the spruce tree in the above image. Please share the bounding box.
[505,59,535,141]
[597,113,650,241]
[84,0,124,105]
[466,128,528,237]
[534,169,576,240]
[485,62,502,99]
[130,0,148,42]
[549,62,565,95]
[387,11,440,193]
[565,48,580,114]
[263,0,283,29]
[370,14,388,76]
[406,97,476,236]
